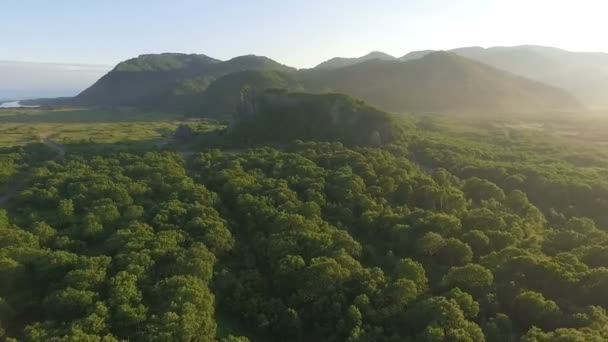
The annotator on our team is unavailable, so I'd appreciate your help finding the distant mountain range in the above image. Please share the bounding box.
[315,46,608,109]
[22,45,608,114]
[299,51,580,113]
[449,46,608,109]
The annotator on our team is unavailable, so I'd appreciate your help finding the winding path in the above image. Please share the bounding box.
[41,138,66,160]
[39,132,66,160]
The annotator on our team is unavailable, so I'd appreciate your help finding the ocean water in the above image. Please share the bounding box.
[0,101,39,108]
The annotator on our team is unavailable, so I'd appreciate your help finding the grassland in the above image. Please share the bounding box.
[0,106,222,148]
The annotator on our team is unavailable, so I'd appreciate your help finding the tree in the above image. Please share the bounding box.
[108,271,147,334]
[404,296,484,342]
[151,276,216,341]
[483,313,513,342]
[442,264,494,296]
[44,287,96,322]
[463,177,506,203]
[512,290,561,330]
[394,258,428,293]
[415,232,445,256]
[436,238,473,266]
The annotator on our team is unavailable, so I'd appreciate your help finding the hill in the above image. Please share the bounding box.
[29,48,589,114]
[75,53,295,107]
[313,51,396,70]
[230,89,401,145]
[451,46,608,109]
[399,50,435,62]
[180,70,302,117]
[298,51,582,113]
[398,46,608,109]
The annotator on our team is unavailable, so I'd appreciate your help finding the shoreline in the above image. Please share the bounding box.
[0,100,40,108]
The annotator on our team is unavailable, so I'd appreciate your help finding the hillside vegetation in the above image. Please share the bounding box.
[183,70,302,117]
[299,52,582,113]
[369,46,608,109]
[313,51,396,70]
[76,53,295,107]
[28,49,588,116]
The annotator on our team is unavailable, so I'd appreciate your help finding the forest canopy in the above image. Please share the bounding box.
[2,108,608,341]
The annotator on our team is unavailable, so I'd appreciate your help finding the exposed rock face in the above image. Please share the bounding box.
[228,86,258,133]
[230,89,399,146]
[369,130,382,146]
[236,87,258,121]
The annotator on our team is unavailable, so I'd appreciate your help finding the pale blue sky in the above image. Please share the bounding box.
[2,0,607,68]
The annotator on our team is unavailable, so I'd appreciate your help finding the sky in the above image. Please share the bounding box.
[2,0,608,69]
[0,61,110,100]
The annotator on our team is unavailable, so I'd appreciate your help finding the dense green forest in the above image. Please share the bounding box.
[2,101,608,341]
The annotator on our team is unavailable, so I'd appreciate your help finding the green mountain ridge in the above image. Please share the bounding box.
[185,70,303,117]
[76,53,295,107]
[299,51,582,113]
[370,45,608,109]
[313,51,396,70]
[183,52,583,116]
[29,48,589,115]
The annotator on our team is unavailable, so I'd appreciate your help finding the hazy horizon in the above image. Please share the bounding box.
[4,0,608,100]
[4,0,608,69]
[3,43,608,101]
[0,61,110,100]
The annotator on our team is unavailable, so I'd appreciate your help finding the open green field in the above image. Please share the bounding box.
[0,106,225,190]
[0,106,222,147]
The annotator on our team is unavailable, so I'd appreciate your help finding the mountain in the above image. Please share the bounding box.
[180,70,303,117]
[299,51,582,113]
[398,46,608,109]
[230,89,401,145]
[399,50,435,62]
[76,53,296,107]
[314,51,396,70]
[451,46,608,109]
[29,48,586,115]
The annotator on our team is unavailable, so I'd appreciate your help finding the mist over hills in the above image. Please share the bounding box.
[18,45,607,114]
[348,45,608,109]
[300,51,581,113]
[449,46,608,109]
